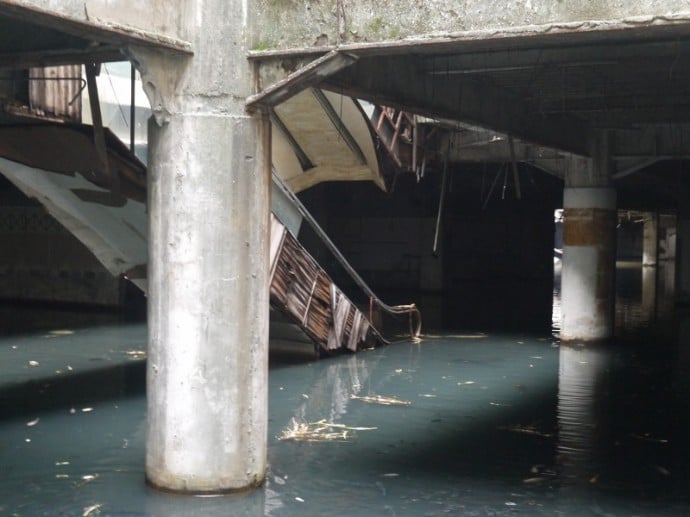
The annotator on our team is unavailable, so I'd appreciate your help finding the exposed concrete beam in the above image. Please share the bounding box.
[560,106,690,127]
[249,6,690,58]
[326,57,590,156]
[287,164,377,192]
[610,125,690,159]
[613,158,662,180]
[0,46,124,68]
[0,1,192,54]
[246,50,357,110]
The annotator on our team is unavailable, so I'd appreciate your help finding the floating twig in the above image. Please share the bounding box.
[278,419,377,442]
[350,394,412,406]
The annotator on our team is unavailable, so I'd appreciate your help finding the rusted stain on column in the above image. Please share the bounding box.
[562,208,615,246]
[563,207,616,301]
[561,187,616,342]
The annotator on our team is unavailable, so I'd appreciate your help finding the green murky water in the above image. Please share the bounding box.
[1,263,689,515]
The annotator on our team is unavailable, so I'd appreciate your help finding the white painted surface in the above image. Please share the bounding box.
[0,157,147,276]
[563,187,616,209]
[561,187,616,341]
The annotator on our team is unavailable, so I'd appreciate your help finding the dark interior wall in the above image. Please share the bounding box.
[299,164,561,333]
[0,175,125,306]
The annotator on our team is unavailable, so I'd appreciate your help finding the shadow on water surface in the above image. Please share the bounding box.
[0,360,146,420]
[2,261,690,515]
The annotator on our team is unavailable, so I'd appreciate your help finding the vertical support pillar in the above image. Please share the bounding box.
[560,133,616,342]
[642,211,658,267]
[131,0,270,494]
[676,204,690,306]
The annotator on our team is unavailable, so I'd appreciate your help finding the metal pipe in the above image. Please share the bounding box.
[130,63,136,153]
[433,141,450,256]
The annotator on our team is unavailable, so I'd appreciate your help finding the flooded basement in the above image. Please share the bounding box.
[1,262,689,515]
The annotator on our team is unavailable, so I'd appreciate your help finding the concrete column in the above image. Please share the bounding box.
[642,212,658,267]
[561,133,616,342]
[676,204,690,306]
[132,0,270,494]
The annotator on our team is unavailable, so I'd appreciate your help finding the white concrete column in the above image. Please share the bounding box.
[561,133,616,342]
[131,0,271,494]
[642,212,658,267]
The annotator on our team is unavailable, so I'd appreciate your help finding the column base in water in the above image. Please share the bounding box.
[560,187,616,342]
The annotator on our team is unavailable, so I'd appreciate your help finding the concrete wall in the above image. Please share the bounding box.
[0,203,124,306]
[252,0,690,51]
[300,166,559,332]
[18,0,690,53]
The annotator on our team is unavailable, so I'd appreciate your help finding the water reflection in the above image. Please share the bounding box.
[557,345,611,486]
[2,261,690,514]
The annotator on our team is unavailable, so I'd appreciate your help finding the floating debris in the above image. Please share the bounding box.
[497,425,552,438]
[382,473,399,477]
[457,381,475,386]
[423,333,488,339]
[630,433,668,444]
[50,329,75,336]
[653,465,671,476]
[295,497,304,503]
[55,461,70,466]
[28,360,39,367]
[125,349,146,360]
[523,477,546,485]
[589,474,600,484]
[490,402,512,407]
[83,503,102,516]
[75,474,99,489]
[278,419,376,442]
[56,474,70,479]
[418,393,436,398]
[26,418,40,427]
[350,394,412,406]
[81,407,94,413]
